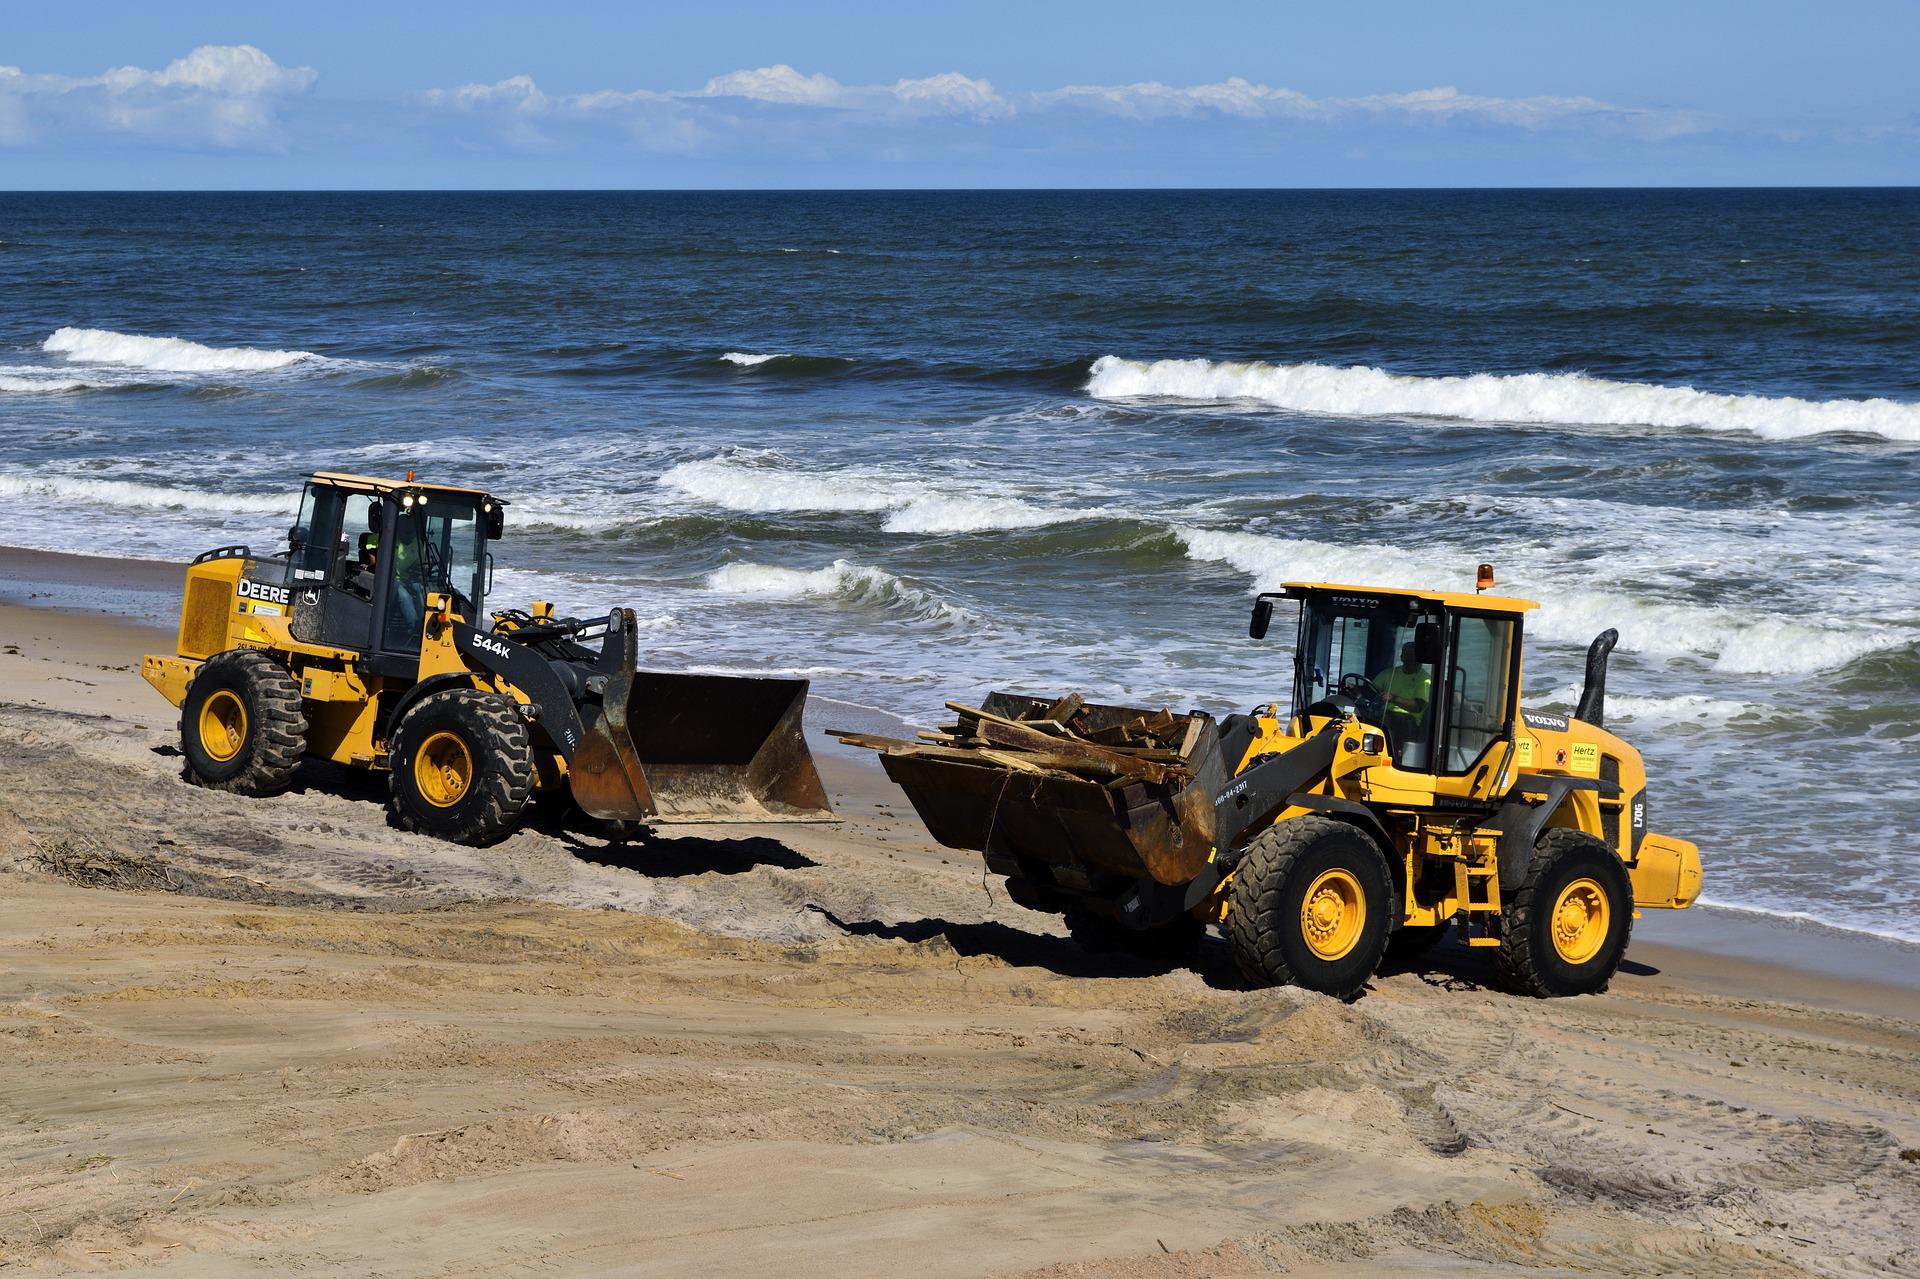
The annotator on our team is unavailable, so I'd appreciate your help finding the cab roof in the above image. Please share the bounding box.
[1281,580,1540,614]
[306,471,504,504]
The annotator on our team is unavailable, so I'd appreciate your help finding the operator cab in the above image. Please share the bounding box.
[1250,581,1534,777]
[283,472,506,671]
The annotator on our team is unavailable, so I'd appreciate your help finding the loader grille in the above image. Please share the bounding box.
[179,578,231,658]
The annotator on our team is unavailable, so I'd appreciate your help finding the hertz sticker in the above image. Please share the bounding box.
[1569,742,1600,775]
[1514,736,1535,767]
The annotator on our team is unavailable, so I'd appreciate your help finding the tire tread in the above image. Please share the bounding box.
[182,649,306,796]
[1494,827,1632,997]
[1227,815,1393,995]
[389,688,532,845]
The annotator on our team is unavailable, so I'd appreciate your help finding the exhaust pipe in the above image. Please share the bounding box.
[1576,629,1619,727]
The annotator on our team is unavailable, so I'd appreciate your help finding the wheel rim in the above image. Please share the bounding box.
[1300,868,1366,961]
[1551,877,1611,965]
[414,731,474,808]
[199,690,248,762]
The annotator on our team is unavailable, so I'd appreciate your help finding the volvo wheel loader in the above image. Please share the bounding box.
[837,572,1701,998]
[142,471,833,844]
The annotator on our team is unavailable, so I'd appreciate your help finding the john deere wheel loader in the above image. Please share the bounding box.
[142,471,832,844]
[840,573,1701,998]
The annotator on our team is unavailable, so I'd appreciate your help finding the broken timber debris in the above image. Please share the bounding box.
[828,693,1199,788]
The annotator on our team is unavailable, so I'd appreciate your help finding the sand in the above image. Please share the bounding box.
[1,546,1916,1277]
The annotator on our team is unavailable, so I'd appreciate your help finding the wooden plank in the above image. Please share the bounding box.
[972,717,1177,785]
[973,749,1049,774]
[826,729,914,752]
[1039,692,1085,724]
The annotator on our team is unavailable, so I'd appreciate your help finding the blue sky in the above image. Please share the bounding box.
[3,0,1915,188]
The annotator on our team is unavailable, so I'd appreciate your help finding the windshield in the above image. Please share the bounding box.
[380,495,485,652]
[1293,596,1443,770]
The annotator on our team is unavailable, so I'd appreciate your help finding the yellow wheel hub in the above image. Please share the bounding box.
[1551,877,1611,965]
[414,731,474,808]
[198,689,248,763]
[1300,868,1366,961]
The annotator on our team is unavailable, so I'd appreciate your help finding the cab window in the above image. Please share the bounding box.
[1441,614,1516,773]
[380,496,483,653]
[1293,598,1443,770]
[339,494,376,595]
[288,484,342,584]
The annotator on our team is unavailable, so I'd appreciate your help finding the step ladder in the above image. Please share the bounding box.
[1451,830,1504,948]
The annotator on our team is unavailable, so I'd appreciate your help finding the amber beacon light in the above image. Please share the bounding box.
[1476,562,1495,593]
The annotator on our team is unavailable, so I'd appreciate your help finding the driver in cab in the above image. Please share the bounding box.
[1374,642,1432,746]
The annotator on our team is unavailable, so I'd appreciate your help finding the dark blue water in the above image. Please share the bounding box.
[2,190,1916,938]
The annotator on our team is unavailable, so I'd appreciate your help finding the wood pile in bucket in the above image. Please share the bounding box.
[830,692,1206,789]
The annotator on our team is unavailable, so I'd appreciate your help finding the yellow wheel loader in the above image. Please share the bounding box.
[842,574,1701,998]
[142,471,833,844]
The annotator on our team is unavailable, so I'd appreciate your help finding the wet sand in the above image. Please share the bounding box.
[2,545,1916,1276]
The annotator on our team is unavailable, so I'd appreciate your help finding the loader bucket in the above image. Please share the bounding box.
[875,692,1230,886]
[567,611,834,825]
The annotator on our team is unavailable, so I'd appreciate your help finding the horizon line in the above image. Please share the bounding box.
[2,183,1917,195]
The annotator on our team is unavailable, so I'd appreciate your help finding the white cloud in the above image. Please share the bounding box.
[1340,85,1703,137]
[419,66,1012,147]
[0,45,316,148]
[699,64,844,107]
[418,66,1690,140]
[888,72,1009,119]
[98,45,316,97]
[424,74,549,112]
[1036,77,1314,121]
[1034,76,1699,137]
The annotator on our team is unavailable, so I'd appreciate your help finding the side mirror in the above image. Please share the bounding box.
[1249,598,1273,640]
[367,502,384,534]
[484,504,504,539]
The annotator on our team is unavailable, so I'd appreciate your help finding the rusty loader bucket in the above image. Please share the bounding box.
[568,613,834,825]
[866,692,1230,887]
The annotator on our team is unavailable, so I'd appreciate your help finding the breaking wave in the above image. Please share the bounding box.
[1175,526,1905,675]
[703,559,975,626]
[660,454,1105,534]
[44,327,319,374]
[1087,355,1920,443]
[1527,684,1779,729]
[717,351,855,375]
[0,368,93,394]
[0,471,296,515]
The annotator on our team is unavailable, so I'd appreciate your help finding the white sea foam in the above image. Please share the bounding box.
[43,327,318,374]
[0,471,297,515]
[703,558,974,625]
[0,368,92,394]
[1526,684,1773,728]
[1087,355,1920,443]
[1175,526,1904,675]
[721,351,791,366]
[660,454,1102,534]
[1690,897,1920,947]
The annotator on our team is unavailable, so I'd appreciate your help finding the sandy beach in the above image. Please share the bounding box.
[2,545,1916,1277]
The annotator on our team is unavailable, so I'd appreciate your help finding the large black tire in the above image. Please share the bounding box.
[1064,906,1205,966]
[1495,828,1633,997]
[179,649,306,796]
[388,689,533,846]
[1227,816,1394,998]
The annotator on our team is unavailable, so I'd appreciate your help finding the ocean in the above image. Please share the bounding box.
[1,189,1915,942]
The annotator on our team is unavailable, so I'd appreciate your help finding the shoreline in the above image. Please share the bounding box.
[2,540,1914,1002]
[5,542,1918,1275]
